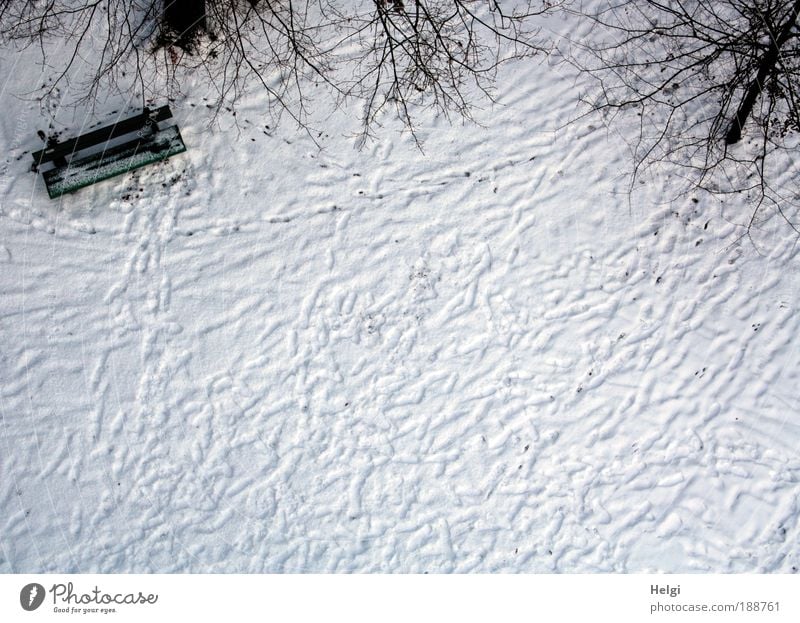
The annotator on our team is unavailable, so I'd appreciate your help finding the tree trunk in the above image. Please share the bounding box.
[725,0,800,144]
[164,0,207,50]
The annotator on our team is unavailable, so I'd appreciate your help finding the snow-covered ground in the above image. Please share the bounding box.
[1,8,799,573]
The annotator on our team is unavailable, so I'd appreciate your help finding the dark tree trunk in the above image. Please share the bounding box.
[725,0,800,144]
[164,0,207,50]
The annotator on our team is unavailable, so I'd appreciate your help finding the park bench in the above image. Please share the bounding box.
[31,105,187,199]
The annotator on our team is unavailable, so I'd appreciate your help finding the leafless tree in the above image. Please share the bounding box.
[565,0,800,237]
[0,1,559,141]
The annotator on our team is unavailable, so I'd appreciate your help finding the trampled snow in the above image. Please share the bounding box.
[1,7,799,573]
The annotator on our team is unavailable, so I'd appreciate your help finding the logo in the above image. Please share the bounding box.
[20,583,46,611]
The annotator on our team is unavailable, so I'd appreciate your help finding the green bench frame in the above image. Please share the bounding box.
[32,105,187,199]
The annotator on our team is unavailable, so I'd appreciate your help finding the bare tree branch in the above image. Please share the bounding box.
[0,0,561,142]
[563,0,800,238]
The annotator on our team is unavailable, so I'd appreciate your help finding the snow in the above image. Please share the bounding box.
[1,7,799,574]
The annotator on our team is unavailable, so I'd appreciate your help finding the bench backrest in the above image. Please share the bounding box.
[31,105,174,166]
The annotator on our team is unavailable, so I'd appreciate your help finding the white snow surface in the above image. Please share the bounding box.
[1,9,800,573]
